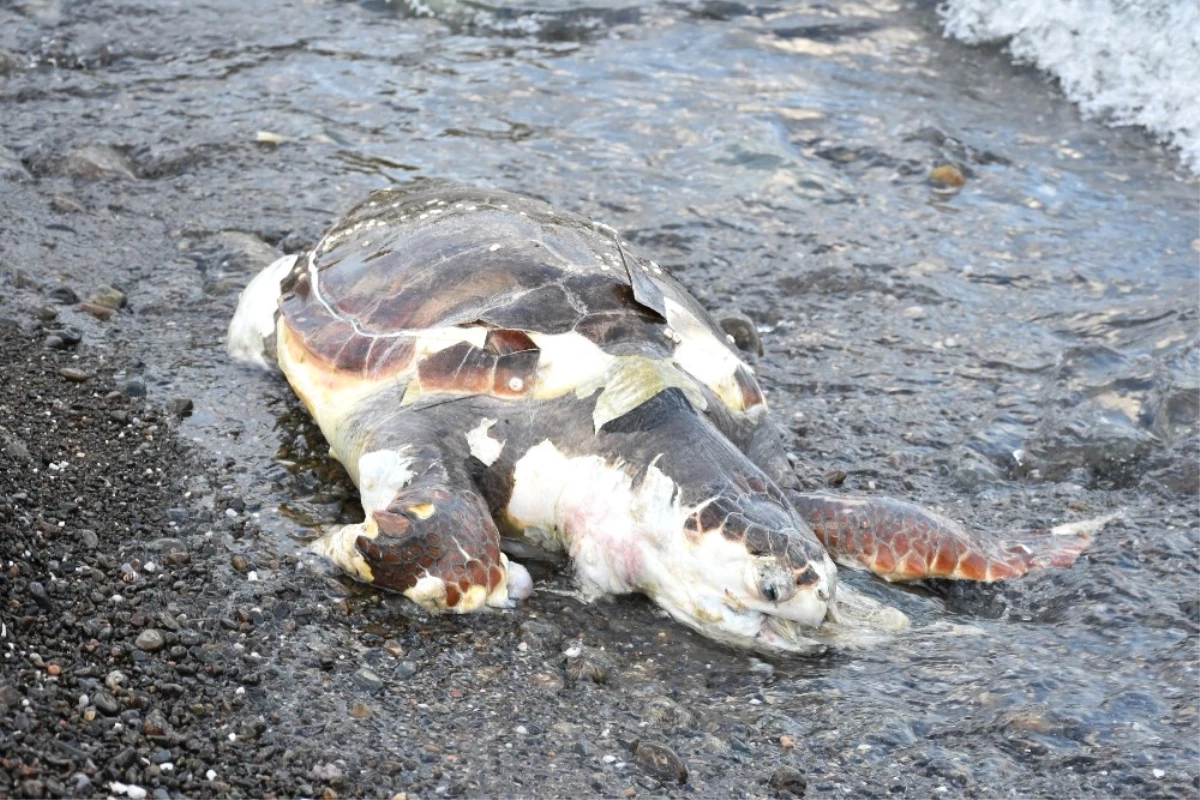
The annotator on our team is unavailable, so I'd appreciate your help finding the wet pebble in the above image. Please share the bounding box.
[48,286,79,305]
[769,766,807,797]
[88,285,127,310]
[33,306,57,322]
[59,367,89,382]
[143,710,170,736]
[120,377,147,398]
[43,329,82,353]
[91,689,120,715]
[135,629,166,652]
[57,326,83,346]
[61,145,136,181]
[632,741,687,784]
[79,302,114,321]
[147,537,187,554]
[28,581,53,611]
[930,164,965,191]
[352,667,384,692]
[565,645,613,686]
[49,194,84,214]
[167,397,194,418]
[642,697,696,732]
[518,619,563,650]
[0,685,22,708]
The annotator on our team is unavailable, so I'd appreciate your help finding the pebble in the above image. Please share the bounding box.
[62,145,136,181]
[0,685,22,708]
[769,766,807,797]
[135,629,166,652]
[642,697,696,732]
[167,397,194,418]
[79,302,114,320]
[632,741,688,784]
[518,619,563,650]
[349,702,372,719]
[565,646,612,686]
[27,581,53,611]
[48,286,80,305]
[50,194,84,214]
[59,367,90,382]
[91,689,120,715]
[88,285,127,310]
[110,782,148,800]
[57,326,83,346]
[79,529,100,548]
[352,667,384,692]
[120,377,147,398]
[930,164,965,189]
[143,710,169,736]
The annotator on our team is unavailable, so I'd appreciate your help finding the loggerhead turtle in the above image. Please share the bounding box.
[228,182,1096,652]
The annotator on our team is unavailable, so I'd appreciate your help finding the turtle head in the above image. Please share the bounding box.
[646,490,840,653]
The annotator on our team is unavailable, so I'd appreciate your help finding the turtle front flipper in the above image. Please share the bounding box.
[789,492,1103,583]
[312,488,529,612]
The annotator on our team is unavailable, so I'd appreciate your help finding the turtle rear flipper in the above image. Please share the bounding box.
[311,488,528,612]
[790,492,1108,582]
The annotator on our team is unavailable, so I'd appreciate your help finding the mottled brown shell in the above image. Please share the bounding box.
[279,181,764,413]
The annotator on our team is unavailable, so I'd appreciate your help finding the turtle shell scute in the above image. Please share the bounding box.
[414,330,541,399]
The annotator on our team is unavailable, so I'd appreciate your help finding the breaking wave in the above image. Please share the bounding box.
[939,0,1200,171]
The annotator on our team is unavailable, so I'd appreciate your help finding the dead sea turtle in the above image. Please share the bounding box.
[228,182,1097,652]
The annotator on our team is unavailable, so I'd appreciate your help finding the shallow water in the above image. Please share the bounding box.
[1,0,1196,796]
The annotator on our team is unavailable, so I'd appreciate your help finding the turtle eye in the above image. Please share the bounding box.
[756,562,796,605]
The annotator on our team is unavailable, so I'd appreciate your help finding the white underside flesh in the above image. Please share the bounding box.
[227,254,298,370]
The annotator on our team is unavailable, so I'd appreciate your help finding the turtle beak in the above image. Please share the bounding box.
[756,615,826,654]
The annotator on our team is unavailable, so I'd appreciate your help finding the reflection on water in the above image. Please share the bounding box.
[1,0,1194,794]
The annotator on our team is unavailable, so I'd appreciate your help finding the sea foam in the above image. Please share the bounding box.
[939,0,1200,172]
